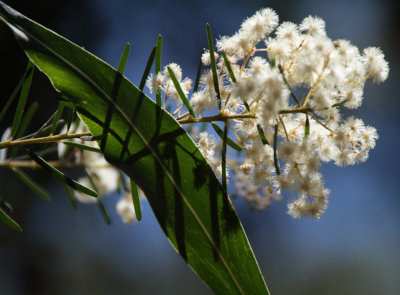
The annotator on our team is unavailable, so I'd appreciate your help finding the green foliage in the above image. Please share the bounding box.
[0,2,269,294]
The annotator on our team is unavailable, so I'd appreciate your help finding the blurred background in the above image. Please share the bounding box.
[0,0,399,294]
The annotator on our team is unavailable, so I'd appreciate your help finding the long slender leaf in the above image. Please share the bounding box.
[139,46,156,91]
[11,61,34,138]
[63,183,78,210]
[10,101,38,158]
[155,35,162,107]
[60,141,101,153]
[193,50,204,93]
[304,114,310,138]
[206,23,221,110]
[87,172,111,225]
[0,4,269,294]
[130,179,142,221]
[167,67,195,118]
[273,123,280,175]
[0,61,32,123]
[0,206,22,231]
[211,122,242,151]
[22,148,98,198]
[221,52,237,83]
[117,43,130,74]
[50,103,64,135]
[13,168,50,200]
[257,124,270,145]
[221,123,228,195]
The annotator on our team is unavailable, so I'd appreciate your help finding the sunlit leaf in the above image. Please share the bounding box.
[167,66,195,118]
[130,179,142,221]
[117,43,130,74]
[206,23,221,110]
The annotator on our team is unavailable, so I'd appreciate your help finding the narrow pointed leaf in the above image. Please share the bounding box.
[22,148,98,198]
[139,46,156,91]
[63,183,78,210]
[130,179,142,221]
[257,124,270,145]
[221,52,236,83]
[155,35,162,106]
[60,141,101,153]
[273,123,280,175]
[0,206,22,231]
[193,50,204,93]
[332,99,348,107]
[117,43,130,74]
[304,114,310,138]
[221,123,228,195]
[0,3,269,294]
[50,103,64,135]
[211,122,242,151]
[167,67,195,118]
[0,61,32,123]
[206,24,221,109]
[11,61,34,138]
[97,196,111,225]
[13,168,50,200]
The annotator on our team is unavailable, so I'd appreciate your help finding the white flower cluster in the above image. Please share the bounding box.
[148,8,388,219]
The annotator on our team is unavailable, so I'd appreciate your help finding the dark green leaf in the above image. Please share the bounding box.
[0,206,22,231]
[0,61,32,123]
[155,35,162,107]
[139,46,156,91]
[193,50,204,93]
[22,148,98,198]
[10,101,38,158]
[50,103,64,135]
[278,64,300,106]
[60,141,101,153]
[13,168,50,200]
[11,61,34,138]
[117,42,130,74]
[206,23,222,109]
[97,196,111,225]
[273,123,280,175]
[221,123,228,196]
[221,52,236,83]
[130,179,142,221]
[304,114,310,138]
[211,122,242,151]
[0,4,269,294]
[257,124,270,145]
[63,183,78,210]
[167,67,195,118]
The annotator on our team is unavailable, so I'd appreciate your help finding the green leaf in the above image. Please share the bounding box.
[257,124,270,146]
[50,103,65,135]
[211,122,242,151]
[0,61,32,123]
[13,168,50,200]
[0,3,269,294]
[193,50,204,93]
[221,123,228,196]
[167,66,195,118]
[22,148,98,198]
[10,101,38,158]
[332,99,348,107]
[304,114,310,138]
[63,183,78,210]
[0,206,22,231]
[117,43,130,74]
[273,123,280,175]
[206,23,222,110]
[139,46,156,91]
[130,179,142,221]
[11,60,34,138]
[155,35,162,107]
[60,141,101,153]
[221,52,236,83]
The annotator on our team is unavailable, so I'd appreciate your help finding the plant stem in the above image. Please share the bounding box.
[0,132,91,149]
